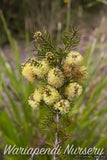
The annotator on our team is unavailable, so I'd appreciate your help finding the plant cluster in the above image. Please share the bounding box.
[22,28,88,115]
[21,27,89,159]
[0,11,107,160]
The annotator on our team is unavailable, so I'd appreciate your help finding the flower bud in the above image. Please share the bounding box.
[33,31,42,39]
[46,52,56,64]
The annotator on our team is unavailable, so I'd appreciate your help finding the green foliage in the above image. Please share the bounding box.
[34,28,57,56]
[62,26,80,52]
[97,0,107,4]
[34,26,80,60]
[0,0,27,45]
[0,13,46,160]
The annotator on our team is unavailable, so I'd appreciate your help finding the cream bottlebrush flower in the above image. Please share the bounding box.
[73,66,88,82]
[47,68,65,88]
[54,99,70,114]
[33,88,43,103]
[63,51,83,77]
[43,85,60,106]
[22,63,35,83]
[63,61,74,77]
[66,51,83,66]
[28,88,43,109]
[28,99,39,109]
[28,93,40,109]
[32,59,50,78]
[65,82,82,100]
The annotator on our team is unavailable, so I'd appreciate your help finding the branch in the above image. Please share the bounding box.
[63,26,79,55]
[44,105,57,114]
[53,113,60,160]
[41,35,56,52]
[33,45,43,54]
[65,27,79,51]
[59,119,72,130]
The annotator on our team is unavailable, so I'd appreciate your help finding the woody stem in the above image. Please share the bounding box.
[53,113,60,160]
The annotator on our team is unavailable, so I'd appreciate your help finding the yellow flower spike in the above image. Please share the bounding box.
[63,51,84,77]
[47,68,65,88]
[33,88,43,103]
[22,63,35,83]
[73,66,89,82]
[43,85,60,106]
[67,51,84,66]
[54,99,70,114]
[65,82,82,101]
[32,59,50,79]
[63,60,74,77]
[28,88,43,109]
[28,99,39,109]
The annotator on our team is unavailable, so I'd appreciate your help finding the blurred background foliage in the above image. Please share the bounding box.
[0,0,107,160]
[0,0,107,45]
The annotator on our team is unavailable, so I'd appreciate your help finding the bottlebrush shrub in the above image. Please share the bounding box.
[22,27,88,159]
